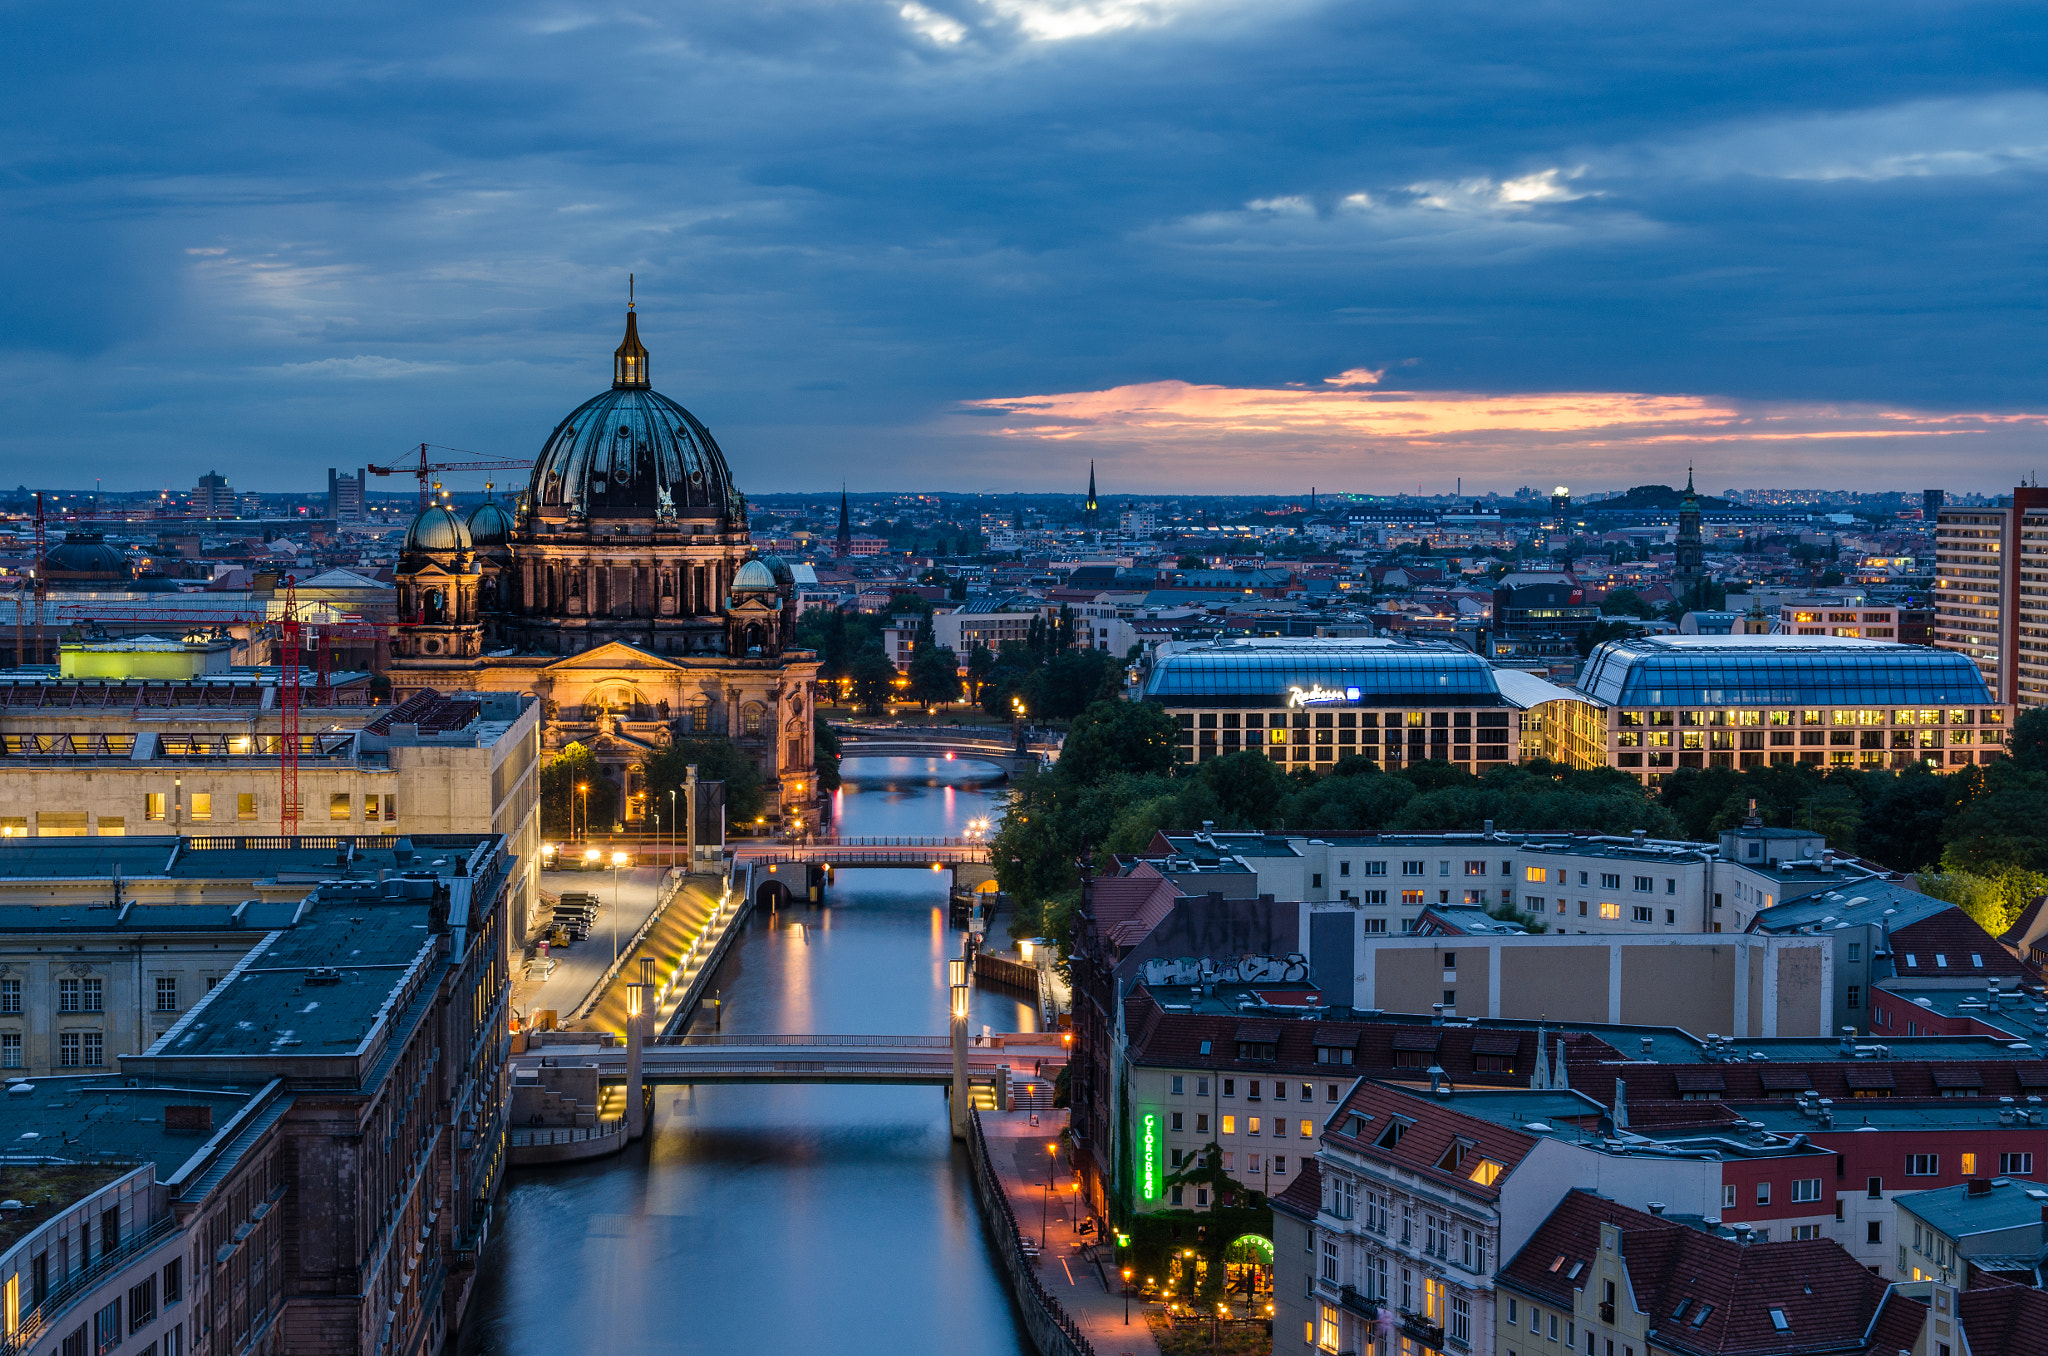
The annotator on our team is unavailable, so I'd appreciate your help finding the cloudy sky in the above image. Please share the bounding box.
[5,0,2047,495]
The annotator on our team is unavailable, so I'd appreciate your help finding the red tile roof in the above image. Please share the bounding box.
[1892,910,2033,980]
[1602,1056,2048,1106]
[1958,1279,2048,1355]
[1321,1081,1540,1203]
[1270,1155,1321,1221]
[1122,987,1621,1090]
[1500,1189,1923,1356]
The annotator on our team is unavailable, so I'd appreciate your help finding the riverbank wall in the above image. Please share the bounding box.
[965,1110,1096,1356]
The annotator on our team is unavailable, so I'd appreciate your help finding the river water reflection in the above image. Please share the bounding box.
[458,757,1032,1356]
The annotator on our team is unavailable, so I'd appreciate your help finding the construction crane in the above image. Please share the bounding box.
[368,444,531,511]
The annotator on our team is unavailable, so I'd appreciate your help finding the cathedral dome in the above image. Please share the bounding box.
[403,505,471,555]
[758,554,795,592]
[465,501,514,547]
[732,559,778,592]
[524,309,742,525]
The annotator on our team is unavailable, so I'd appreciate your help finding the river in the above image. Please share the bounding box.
[456,756,1035,1356]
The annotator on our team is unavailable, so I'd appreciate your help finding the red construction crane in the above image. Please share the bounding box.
[368,444,532,511]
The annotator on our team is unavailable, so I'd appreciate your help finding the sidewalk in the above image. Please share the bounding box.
[511,867,670,1027]
[981,1109,1161,1356]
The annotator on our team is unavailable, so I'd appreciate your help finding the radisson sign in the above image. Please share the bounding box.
[1287,684,1362,707]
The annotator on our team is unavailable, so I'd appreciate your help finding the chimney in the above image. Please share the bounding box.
[1484,819,1495,836]
[1648,1202,1666,1216]
[1633,828,1647,847]
[1639,1037,1654,1058]
[1967,1179,1993,1197]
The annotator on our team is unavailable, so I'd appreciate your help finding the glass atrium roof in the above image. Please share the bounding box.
[1577,637,1994,708]
[1144,646,1504,707]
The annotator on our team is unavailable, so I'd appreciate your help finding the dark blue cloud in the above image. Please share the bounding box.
[1,0,2045,491]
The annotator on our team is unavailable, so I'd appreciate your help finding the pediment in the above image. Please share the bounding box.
[540,641,687,674]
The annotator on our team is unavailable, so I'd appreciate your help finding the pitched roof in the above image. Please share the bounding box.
[1891,909,2033,979]
[1958,1280,2048,1354]
[1120,988,1620,1090]
[1270,1154,1321,1222]
[1497,1190,1673,1309]
[1605,1055,2048,1106]
[1322,1081,1540,1202]
[1500,1189,1918,1356]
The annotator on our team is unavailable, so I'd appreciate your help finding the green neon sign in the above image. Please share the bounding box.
[1141,1112,1159,1201]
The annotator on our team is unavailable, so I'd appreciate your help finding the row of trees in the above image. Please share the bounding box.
[990,703,2048,951]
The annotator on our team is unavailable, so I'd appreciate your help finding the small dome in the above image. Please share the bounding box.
[403,506,471,554]
[758,554,795,592]
[732,559,778,592]
[466,501,515,547]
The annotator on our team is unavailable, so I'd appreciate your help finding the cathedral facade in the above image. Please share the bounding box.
[386,306,822,833]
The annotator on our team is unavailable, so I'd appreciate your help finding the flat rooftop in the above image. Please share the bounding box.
[0,836,444,883]
[0,1079,268,1183]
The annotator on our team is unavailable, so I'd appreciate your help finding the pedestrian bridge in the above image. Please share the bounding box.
[837,726,1052,777]
[514,1033,1018,1094]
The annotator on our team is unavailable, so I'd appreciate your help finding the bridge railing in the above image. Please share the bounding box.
[649,1033,955,1050]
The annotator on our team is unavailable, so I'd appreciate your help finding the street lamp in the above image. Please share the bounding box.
[1122,1268,1133,1325]
[577,782,589,844]
[669,788,678,867]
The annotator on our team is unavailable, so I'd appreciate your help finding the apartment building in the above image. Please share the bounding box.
[931,608,1035,656]
[1933,488,2048,707]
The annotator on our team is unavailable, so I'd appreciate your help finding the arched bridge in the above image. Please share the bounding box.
[835,725,1053,777]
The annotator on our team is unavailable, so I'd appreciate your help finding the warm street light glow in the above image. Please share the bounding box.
[584,848,600,862]
[611,851,628,866]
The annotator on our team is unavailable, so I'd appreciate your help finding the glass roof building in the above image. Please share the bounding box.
[1552,636,2010,781]
[1140,638,1531,772]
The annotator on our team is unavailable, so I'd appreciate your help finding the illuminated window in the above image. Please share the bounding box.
[237,793,257,820]
[1468,1158,1505,1186]
[1319,1304,1340,1351]
[1599,903,1621,920]
[1221,1116,1235,1135]
[1961,1152,1977,1176]
[188,793,211,822]
[144,793,166,822]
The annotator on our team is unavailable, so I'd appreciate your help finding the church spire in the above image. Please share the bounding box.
[835,484,852,558]
[613,274,649,389]
[1084,461,1099,528]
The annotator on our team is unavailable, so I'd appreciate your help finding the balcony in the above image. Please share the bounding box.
[1338,1286,1378,1320]
[1400,1313,1445,1349]
[1599,1301,1616,1324]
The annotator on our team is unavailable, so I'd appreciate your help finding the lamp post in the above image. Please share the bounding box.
[1122,1268,1133,1325]
[1042,1140,1058,1248]
[669,788,677,869]
[611,850,628,966]
[576,782,589,845]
